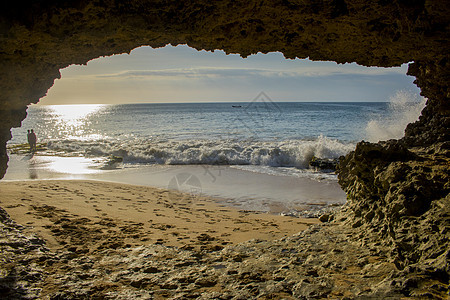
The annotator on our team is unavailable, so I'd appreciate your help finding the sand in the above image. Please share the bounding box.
[0,180,406,299]
[0,180,318,252]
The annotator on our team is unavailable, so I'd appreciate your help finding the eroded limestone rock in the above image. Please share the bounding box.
[337,140,450,296]
[0,207,50,299]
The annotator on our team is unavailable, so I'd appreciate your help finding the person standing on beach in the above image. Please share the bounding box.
[29,129,37,152]
[27,130,32,152]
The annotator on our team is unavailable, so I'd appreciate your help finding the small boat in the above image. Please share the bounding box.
[231,105,242,108]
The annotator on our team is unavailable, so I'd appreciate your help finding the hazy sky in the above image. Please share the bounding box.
[38,45,420,105]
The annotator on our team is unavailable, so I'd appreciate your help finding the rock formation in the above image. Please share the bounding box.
[0,0,448,298]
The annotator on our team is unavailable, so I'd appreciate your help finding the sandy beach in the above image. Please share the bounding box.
[0,179,401,299]
[0,180,318,252]
[4,154,347,217]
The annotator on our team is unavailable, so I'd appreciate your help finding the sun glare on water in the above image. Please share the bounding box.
[49,104,106,125]
[46,104,107,140]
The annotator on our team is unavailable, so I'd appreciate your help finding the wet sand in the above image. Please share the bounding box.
[0,180,319,252]
[4,154,347,215]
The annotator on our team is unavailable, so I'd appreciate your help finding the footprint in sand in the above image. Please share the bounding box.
[5,204,25,208]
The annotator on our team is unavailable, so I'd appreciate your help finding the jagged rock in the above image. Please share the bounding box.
[309,157,338,171]
[337,140,450,295]
[0,208,49,300]
[318,213,333,223]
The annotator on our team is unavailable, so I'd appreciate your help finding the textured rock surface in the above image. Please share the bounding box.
[1,201,448,298]
[0,207,49,299]
[0,205,407,299]
[338,140,450,298]
[0,0,449,298]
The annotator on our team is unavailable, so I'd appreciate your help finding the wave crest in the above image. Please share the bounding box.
[47,135,354,168]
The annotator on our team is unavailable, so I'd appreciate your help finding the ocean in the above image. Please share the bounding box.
[6,96,425,215]
[10,102,386,164]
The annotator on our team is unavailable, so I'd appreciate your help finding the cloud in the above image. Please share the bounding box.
[84,66,408,81]
[94,68,265,79]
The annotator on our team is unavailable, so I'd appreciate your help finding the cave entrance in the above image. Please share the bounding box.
[6,44,423,215]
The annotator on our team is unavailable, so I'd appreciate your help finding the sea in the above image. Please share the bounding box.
[6,94,425,216]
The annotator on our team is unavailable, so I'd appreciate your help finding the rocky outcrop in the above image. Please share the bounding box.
[405,59,450,146]
[337,140,450,297]
[0,207,49,299]
[0,0,449,298]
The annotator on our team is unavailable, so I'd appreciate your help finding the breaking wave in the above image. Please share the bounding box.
[46,135,354,168]
[365,90,426,142]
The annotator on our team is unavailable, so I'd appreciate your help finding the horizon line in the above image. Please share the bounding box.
[33,100,395,106]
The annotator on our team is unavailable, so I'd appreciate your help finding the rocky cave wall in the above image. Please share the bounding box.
[0,0,449,293]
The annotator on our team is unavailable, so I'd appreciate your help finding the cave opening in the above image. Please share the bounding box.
[5,44,425,214]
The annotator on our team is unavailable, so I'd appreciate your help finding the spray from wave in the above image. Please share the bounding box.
[46,135,354,168]
[365,90,426,142]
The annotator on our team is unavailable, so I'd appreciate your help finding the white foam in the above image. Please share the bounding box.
[365,90,426,142]
[46,135,355,168]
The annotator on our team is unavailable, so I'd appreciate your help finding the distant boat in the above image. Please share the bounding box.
[231,105,242,108]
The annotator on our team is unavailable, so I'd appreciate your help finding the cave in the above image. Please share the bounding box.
[0,0,448,298]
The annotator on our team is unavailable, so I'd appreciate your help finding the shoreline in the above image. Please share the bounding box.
[4,154,347,217]
[0,179,319,252]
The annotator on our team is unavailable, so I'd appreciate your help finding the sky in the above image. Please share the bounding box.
[38,44,420,105]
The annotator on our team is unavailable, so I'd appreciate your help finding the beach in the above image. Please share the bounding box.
[0,179,329,299]
[4,154,347,217]
[0,101,405,298]
[0,178,402,299]
[0,180,318,252]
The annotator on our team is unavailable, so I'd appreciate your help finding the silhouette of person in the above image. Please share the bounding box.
[29,129,37,152]
[27,130,32,152]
